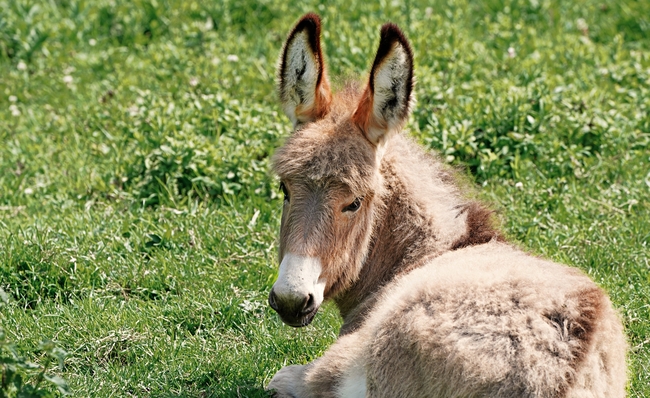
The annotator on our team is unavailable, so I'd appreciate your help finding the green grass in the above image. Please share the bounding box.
[1,0,648,396]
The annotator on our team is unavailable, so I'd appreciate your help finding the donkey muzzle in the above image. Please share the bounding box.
[268,289,318,327]
[269,253,325,327]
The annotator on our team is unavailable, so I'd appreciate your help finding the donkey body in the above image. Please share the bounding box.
[267,14,627,398]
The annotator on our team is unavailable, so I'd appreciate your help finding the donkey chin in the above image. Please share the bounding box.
[268,253,326,328]
[269,297,319,328]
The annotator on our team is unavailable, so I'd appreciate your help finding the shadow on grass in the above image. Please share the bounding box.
[154,388,271,398]
[152,374,273,398]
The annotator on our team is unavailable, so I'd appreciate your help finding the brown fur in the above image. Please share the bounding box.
[451,202,502,250]
[351,86,375,138]
[552,287,606,382]
[335,160,441,334]
[267,14,627,398]
[273,86,376,195]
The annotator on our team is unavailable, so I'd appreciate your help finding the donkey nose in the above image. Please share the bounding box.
[268,288,315,316]
[300,294,316,315]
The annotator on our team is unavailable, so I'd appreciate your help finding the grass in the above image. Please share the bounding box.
[0,0,648,396]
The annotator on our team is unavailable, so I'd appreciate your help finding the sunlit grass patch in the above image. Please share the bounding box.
[1,0,648,396]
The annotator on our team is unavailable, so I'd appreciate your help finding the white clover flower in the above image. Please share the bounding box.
[17,61,27,70]
[205,17,214,31]
[9,104,21,116]
[576,18,588,33]
[9,95,17,102]
[507,47,516,58]
[63,75,73,84]
[89,38,97,46]
[227,54,239,62]
[190,77,199,87]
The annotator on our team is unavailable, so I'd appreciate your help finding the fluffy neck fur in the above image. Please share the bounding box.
[335,135,500,335]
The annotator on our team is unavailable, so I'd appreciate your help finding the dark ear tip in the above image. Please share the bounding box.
[379,23,413,59]
[283,13,323,60]
[300,12,321,25]
[293,13,322,36]
[380,22,402,36]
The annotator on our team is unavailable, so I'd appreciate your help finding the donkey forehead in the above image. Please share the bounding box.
[272,123,378,193]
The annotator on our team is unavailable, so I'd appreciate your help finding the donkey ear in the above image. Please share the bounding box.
[278,13,332,128]
[353,23,414,146]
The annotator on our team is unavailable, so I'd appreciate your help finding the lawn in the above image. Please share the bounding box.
[0,0,648,396]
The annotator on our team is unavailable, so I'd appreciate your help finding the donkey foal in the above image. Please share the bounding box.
[266,13,627,398]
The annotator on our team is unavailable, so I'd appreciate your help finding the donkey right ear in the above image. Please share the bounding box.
[353,23,414,146]
[278,13,332,128]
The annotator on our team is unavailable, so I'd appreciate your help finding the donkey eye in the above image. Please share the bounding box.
[343,197,362,213]
[279,182,290,202]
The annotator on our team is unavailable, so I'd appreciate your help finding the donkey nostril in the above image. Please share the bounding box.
[300,294,315,315]
[268,290,279,311]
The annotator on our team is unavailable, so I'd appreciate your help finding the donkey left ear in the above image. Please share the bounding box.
[278,13,332,128]
[353,23,414,146]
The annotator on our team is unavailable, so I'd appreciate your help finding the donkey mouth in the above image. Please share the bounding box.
[280,307,319,327]
[273,304,320,328]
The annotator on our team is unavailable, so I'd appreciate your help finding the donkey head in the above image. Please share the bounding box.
[269,13,414,327]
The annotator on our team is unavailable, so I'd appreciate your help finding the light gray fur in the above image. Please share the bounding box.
[268,15,627,398]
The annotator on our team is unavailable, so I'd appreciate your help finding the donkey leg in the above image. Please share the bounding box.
[267,332,367,398]
[267,364,310,398]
